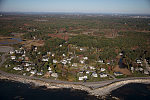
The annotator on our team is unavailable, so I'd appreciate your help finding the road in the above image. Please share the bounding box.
[0,46,150,89]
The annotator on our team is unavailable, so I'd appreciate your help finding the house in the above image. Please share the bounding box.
[114,72,123,76]
[89,66,95,70]
[136,59,141,63]
[38,52,41,54]
[100,68,106,72]
[79,77,84,81]
[51,73,58,78]
[131,67,134,73]
[9,51,14,54]
[86,71,90,74]
[30,70,37,74]
[15,50,21,54]
[72,63,77,67]
[47,52,51,55]
[100,73,108,78]
[52,53,55,57]
[144,70,149,75]
[37,72,43,76]
[107,62,110,65]
[11,56,16,60]
[42,58,49,62]
[22,54,25,57]
[23,73,26,76]
[63,54,66,57]
[83,57,88,60]
[78,76,88,81]
[24,63,30,67]
[49,70,53,73]
[80,60,84,64]
[98,60,104,63]
[61,60,67,65]
[92,72,98,77]
[80,48,84,51]
[26,67,31,71]
[119,53,123,56]
[34,47,37,51]
[59,45,62,47]
[139,67,144,71]
[48,67,52,71]
[13,67,22,71]
[5,65,10,68]
[53,59,57,63]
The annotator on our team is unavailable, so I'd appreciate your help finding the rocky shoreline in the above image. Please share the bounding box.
[1,74,150,99]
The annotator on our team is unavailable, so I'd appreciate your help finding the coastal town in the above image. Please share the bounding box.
[1,41,150,82]
[0,13,150,82]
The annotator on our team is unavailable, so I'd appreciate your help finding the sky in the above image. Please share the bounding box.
[0,0,150,14]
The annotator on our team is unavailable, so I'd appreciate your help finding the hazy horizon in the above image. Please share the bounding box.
[0,0,150,14]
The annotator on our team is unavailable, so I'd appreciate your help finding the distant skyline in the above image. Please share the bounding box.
[0,0,150,14]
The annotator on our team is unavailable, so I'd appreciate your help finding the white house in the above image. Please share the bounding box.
[37,72,43,76]
[72,63,77,67]
[13,67,22,71]
[89,66,95,70]
[51,73,58,78]
[61,60,67,65]
[114,72,123,76]
[42,58,49,62]
[52,53,55,57]
[80,60,84,64]
[131,67,134,73]
[63,54,66,57]
[47,52,51,55]
[92,72,98,77]
[80,48,84,51]
[78,76,88,81]
[48,67,52,71]
[30,70,37,74]
[59,45,62,47]
[144,70,149,75]
[38,52,41,54]
[25,63,30,67]
[98,60,104,63]
[26,67,31,71]
[11,56,16,60]
[53,59,57,63]
[9,51,14,55]
[86,71,90,74]
[136,60,142,64]
[100,68,106,72]
[139,67,144,71]
[79,77,84,81]
[100,73,107,78]
[83,57,88,60]
[119,53,123,56]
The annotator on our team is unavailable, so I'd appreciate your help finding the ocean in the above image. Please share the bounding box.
[0,79,150,100]
[0,79,99,100]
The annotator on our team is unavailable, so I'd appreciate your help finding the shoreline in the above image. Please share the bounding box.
[0,73,150,98]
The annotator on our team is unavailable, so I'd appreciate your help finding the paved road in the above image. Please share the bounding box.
[0,46,150,89]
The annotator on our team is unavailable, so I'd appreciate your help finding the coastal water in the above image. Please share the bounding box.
[0,79,99,100]
[108,83,150,100]
[0,79,150,100]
